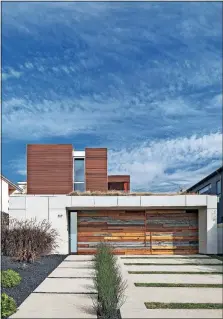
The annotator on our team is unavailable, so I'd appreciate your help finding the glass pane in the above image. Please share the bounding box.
[217,180,221,195]
[198,184,211,194]
[74,159,85,182]
[74,183,85,192]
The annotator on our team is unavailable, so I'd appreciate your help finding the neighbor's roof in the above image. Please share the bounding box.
[1,175,23,192]
[187,166,223,192]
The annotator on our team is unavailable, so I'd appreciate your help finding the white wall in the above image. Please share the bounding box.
[9,195,70,254]
[0,179,9,213]
[8,194,218,255]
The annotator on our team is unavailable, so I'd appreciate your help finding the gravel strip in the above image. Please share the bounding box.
[1,254,67,307]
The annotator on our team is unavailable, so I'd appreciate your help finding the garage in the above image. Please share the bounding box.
[77,209,198,255]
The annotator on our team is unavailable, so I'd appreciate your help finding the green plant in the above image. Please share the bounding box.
[92,243,127,319]
[1,218,58,262]
[125,262,222,266]
[145,302,223,309]
[1,269,22,288]
[129,271,223,274]
[135,283,223,288]
[1,293,17,318]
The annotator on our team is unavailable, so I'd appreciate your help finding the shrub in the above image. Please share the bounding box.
[1,218,59,262]
[92,243,127,319]
[1,293,17,318]
[1,212,9,227]
[1,269,22,288]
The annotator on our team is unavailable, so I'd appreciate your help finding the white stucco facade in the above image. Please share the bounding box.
[0,178,9,213]
[8,194,219,255]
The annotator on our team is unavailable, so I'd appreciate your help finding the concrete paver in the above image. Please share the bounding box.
[49,267,94,278]
[65,255,93,261]
[128,287,223,303]
[124,264,223,272]
[122,258,222,264]
[121,254,211,258]
[129,273,223,284]
[34,278,95,293]
[58,261,94,268]
[121,307,223,318]
[10,293,97,318]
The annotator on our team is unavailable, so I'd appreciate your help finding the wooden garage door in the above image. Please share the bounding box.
[146,210,198,255]
[77,210,198,255]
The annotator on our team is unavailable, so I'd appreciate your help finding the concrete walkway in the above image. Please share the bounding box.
[118,255,223,318]
[10,255,96,318]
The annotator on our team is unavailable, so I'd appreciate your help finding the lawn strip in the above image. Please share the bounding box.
[145,302,223,309]
[135,283,223,288]
[129,271,223,274]
[124,262,222,266]
[121,256,213,259]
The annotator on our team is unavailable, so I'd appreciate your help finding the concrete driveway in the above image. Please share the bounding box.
[118,255,223,318]
[10,254,223,319]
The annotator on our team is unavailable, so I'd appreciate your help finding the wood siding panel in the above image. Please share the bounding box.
[108,175,130,183]
[145,210,198,254]
[85,148,108,191]
[77,209,198,255]
[77,210,145,254]
[27,144,73,194]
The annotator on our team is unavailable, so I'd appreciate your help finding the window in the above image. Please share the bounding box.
[216,180,221,195]
[74,158,85,192]
[74,182,85,192]
[198,184,211,194]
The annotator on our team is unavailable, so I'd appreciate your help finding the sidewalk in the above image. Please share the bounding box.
[10,255,96,318]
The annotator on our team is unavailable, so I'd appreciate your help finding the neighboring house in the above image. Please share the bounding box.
[187,166,223,223]
[0,175,22,213]
[26,144,130,194]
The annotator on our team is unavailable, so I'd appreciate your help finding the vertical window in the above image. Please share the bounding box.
[74,158,85,191]
[216,180,221,195]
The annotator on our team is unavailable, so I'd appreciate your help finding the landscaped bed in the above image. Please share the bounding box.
[1,254,66,307]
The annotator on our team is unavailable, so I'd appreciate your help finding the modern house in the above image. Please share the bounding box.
[187,166,222,223]
[8,144,219,255]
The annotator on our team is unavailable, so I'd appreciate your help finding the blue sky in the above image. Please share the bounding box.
[2,2,222,192]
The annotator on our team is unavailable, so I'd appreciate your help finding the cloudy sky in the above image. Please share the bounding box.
[2,2,222,192]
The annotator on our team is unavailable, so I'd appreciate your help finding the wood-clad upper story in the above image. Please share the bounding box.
[26,144,130,194]
[27,144,73,194]
[85,148,108,192]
